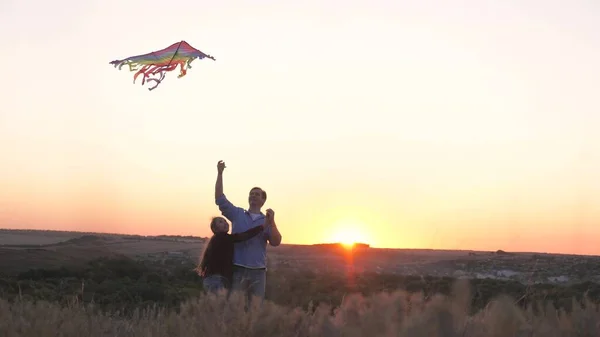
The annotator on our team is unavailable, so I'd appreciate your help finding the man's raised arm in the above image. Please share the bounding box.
[214,160,242,221]
[215,160,225,200]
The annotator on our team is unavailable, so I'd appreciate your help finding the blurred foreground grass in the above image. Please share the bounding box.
[1,279,599,337]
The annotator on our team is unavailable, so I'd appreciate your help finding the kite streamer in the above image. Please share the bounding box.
[109,41,216,90]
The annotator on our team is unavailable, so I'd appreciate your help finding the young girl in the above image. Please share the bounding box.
[197,216,265,294]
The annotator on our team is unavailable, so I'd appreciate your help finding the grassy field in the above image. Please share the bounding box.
[1,229,599,336]
[2,280,599,336]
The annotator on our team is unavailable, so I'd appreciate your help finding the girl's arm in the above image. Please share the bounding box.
[230,225,264,243]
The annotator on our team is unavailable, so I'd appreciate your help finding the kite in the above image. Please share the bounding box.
[109,40,216,91]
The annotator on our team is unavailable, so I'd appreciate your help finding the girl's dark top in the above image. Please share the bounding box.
[199,225,264,284]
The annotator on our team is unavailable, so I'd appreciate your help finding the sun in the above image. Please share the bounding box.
[340,241,355,249]
[337,234,359,248]
[329,225,367,249]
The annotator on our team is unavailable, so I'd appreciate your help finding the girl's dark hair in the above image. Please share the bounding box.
[195,217,222,275]
[195,236,212,276]
[209,217,220,234]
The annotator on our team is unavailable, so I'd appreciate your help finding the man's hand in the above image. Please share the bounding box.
[265,209,275,228]
[265,209,275,222]
[217,160,226,174]
[264,208,282,246]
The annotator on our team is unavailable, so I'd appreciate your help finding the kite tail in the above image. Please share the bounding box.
[110,60,138,72]
[146,72,166,91]
[133,65,152,85]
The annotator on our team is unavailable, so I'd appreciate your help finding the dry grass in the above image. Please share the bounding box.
[1,280,598,337]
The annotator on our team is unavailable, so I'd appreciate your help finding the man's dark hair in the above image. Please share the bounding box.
[251,187,267,201]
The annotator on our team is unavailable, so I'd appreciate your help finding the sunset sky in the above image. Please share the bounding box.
[1,0,599,255]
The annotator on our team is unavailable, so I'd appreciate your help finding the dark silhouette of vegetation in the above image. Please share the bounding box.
[1,256,599,317]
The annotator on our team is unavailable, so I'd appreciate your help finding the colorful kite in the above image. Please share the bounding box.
[109,40,216,91]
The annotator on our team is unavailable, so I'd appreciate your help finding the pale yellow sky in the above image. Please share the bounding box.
[1,0,599,255]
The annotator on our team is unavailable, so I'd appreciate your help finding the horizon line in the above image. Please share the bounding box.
[1,227,598,258]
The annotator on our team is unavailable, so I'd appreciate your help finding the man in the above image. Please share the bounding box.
[214,160,282,303]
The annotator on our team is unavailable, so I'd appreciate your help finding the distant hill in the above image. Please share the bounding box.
[0,229,208,244]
